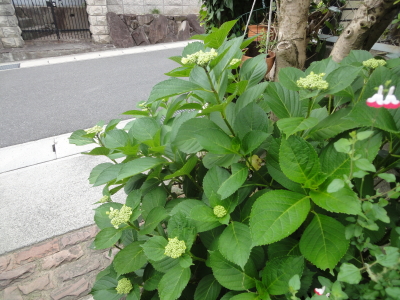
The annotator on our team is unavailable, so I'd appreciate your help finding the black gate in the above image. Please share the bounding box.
[12,0,91,40]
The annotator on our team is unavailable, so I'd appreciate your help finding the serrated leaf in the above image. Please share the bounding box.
[310,186,361,215]
[103,130,129,149]
[278,67,304,91]
[230,293,261,300]
[94,227,122,250]
[250,190,310,246]
[117,157,167,181]
[217,164,248,200]
[218,222,253,268]
[69,129,95,146]
[164,155,198,180]
[94,164,123,186]
[141,207,169,235]
[280,136,320,184]
[194,127,236,154]
[324,65,362,95]
[242,131,270,155]
[264,82,306,119]
[204,20,237,48]
[355,158,376,172]
[89,163,114,185]
[262,256,304,295]
[299,214,349,270]
[128,118,160,142]
[113,241,147,276]
[233,102,269,140]
[277,117,319,138]
[84,147,110,156]
[337,263,361,284]
[326,178,345,193]
[194,274,222,300]
[158,265,191,300]
[147,78,204,104]
[267,237,301,259]
[151,255,180,273]
[208,250,257,291]
[143,264,163,291]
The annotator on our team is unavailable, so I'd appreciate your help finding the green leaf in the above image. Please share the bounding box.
[182,41,204,57]
[141,207,169,235]
[310,186,361,215]
[280,136,320,184]
[165,66,192,77]
[128,118,160,142]
[242,131,269,155]
[113,241,147,276]
[289,274,301,291]
[278,67,305,91]
[239,55,267,88]
[319,143,350,179]
[126,284,141,300]
[208,250,257,291]
[356,130,374,141]
[203,153,241,169]
[267,237,301,259]
[235,82,269,112]
[94,202,122,229]
[194,274,222,300]
[326,178,345,193]
[93,164,123,186]
[194,127,236,154]
[217,164,248,200]
[122,109,150,116]
[277,117,319,138]
[143,264,163,291]
[69,129,95,146]
[299,214,349,270]
[218,222,253,268]
[174,118,222,154]
[164,155,198,180]
[337,263,362,284]
[89,163,114,185]
[204,20,237,48]
[324,66,362,95]
[103,130,129,149]
[340,50,372,65]
[94,227,122,250]
[203,166,230,200]
[378,173,396,183]
[83,147,110,156]
[234,102,269,140]
[158,265,191,300]
[264,82,306,119]
[250,190,310,246]
[355,158,376,172]
[190,205,221,232]
[151,255,180,273]
[306,57,339,76]
[117,157,167,181]
[141,187,167,219]
[147,78,204,104]
[376,246,400,267]
[142,236,168,261]
[307,108,358,140]
[334,138,352,153]
[262,256,304,295]
[230,293,261,300]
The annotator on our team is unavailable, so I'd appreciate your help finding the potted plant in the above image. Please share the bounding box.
[242,29,276,75]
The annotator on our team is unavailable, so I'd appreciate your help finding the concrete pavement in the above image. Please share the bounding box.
[0,41,192,255]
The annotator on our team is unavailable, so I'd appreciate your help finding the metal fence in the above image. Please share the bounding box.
[12,0,90,40]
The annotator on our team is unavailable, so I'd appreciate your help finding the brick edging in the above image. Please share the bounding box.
[0,224,113,300]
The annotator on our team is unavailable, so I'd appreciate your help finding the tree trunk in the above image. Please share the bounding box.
[330,0,400,62]
[273,0,310,81]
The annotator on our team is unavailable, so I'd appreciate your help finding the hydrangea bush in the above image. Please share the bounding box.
[70,20,400,300]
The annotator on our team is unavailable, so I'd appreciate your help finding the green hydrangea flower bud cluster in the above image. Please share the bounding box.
[181,49,218,67]
[99,195,110,203]
[362,58,386,69]
[106,205,132,229]
[296,72,329,90]
[164,237,186,258]
[229,58,241,66]
[115,278,133,294]
[84,125,103,134]
[213,205,227,218]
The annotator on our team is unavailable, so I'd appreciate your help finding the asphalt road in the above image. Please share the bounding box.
[0,47,183,147]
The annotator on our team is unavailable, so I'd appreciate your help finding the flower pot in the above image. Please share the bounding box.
[247,24,276,42]
[241,49,276,75]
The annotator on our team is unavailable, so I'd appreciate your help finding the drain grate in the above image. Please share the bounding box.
[0,63,20,71]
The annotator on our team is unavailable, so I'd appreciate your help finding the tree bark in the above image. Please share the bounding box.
[273,0,310,81]
[330,0,400,62]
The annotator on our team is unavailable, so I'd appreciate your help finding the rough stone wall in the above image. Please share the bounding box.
[0,225,115,300]
[0,0,24,48]
[107,13,204,47]
[86,0,111,44]
[107,0,201,15]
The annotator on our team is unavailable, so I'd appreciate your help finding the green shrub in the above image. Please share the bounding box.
[70,20,400,300]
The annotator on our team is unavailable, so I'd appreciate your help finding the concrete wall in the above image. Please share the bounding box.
[107,0,202,16]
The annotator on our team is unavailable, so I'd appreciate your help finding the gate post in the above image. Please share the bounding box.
[86,0,111,44]
[0,0,24,48]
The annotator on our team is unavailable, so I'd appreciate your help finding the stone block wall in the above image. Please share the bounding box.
[87,0,111,43]
[107,13,204,48]
[107,0,201,16]
[0,0,24,48]
[0,225,115,300]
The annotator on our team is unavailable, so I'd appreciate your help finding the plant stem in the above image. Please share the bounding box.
[128,221,140,231]
[187,174,203,192]
[189,252,207,262]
